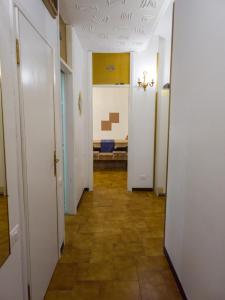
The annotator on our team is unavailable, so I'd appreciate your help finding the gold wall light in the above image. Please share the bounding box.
[137,71,155,91]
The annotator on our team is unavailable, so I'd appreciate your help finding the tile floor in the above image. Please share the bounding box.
[0,196,10,266]
[45,171,182,300]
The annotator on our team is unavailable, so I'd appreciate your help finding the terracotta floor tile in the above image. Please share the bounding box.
[87,262,117,281]
[100,281,141,300]
[59,247,90,264]
[48,263,78,290]
[114,258,138,281]
[71,281,101,300]
[144,238,164,256]
[75,263,91,281]
[45,171,181,300]
[140,282,181,300]
[44,291,74,300]
[90,247,115,264]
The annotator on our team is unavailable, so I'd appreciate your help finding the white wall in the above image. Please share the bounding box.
[154,3,173,195]
[93,86,129,140]
[71,28,89,211]
[165,1,225,299]
[130,38,158,189]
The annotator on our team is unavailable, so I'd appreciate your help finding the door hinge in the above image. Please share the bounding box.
[27,284,31,300]
[54,151,59,177]
[16,39,20,65]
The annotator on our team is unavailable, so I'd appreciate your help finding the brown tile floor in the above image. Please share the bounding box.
[0,196,10,266]
[45,171,182,300]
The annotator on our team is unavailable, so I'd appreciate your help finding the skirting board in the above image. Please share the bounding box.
[164,247,188,300]
[60,242,64,255]
[158,193,166,197]
[77,188,89,210]
[132,188,153,192]
[155,187,166,197]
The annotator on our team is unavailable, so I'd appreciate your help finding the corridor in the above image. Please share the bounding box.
[45,171,181,300]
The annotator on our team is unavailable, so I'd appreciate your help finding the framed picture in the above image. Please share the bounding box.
[42,0,58,18]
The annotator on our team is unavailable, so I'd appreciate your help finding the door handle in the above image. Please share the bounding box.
[54,151,60,177]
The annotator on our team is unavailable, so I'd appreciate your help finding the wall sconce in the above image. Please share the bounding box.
[137,71,155,91]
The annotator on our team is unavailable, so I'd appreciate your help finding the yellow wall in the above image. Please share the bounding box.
[93,53,130,85]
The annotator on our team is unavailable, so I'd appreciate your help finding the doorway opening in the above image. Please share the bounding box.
[60,61,74,214]
[91,53,130,187]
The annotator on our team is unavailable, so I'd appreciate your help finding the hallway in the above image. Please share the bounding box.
[45,171,181,300]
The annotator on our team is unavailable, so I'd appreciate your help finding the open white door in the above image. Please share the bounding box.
[17,12,59,300]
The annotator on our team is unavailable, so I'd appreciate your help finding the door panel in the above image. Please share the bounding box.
[18,12,58,300]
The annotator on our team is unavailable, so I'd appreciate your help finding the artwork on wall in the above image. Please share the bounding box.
[101,121,112,131]
[101,112,120,131]
[106,64,116,72]
[109,112,119,123]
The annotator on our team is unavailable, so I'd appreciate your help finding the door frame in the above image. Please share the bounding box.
[87,51,134,191]
[60,59,75,214]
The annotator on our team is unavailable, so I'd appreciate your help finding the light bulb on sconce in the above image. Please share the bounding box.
[137,71,155,91]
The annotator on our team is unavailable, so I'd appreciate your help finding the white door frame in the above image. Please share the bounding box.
[127,51,134,191]
[87,52,93,191]
[60,59,75,214]
[87,51,134,191]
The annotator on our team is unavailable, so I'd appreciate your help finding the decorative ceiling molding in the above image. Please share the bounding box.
[93,15,110,24]
[141,15,154,23]
[121,12,133,21]
[135,27,145,35]
[59,0,169,51]
[75,3,99,11]
[140,0,157,9]
[135,41,144,46]
[81,24,95,33]
[118,35,130,40]
[98,33,109,39]
[114,26,130,32]
[107,0,126,7]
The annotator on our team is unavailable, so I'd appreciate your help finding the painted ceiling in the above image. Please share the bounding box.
[59,0,170,52]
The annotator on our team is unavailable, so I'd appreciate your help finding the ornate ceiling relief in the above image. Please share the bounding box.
[59,0,166,51]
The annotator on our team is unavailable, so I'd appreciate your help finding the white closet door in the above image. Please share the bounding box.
[18,12,58,300]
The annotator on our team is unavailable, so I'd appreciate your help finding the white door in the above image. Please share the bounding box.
[18,12,58,300]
